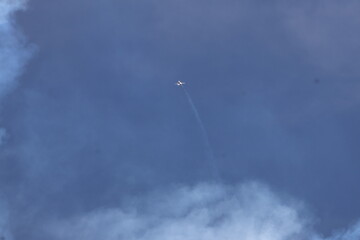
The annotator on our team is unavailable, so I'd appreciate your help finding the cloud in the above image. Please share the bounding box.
[0,1,31,239]
[0,0,32,99]
[44,182,360,240]
[45,182,313,240]
[0,0,32,149]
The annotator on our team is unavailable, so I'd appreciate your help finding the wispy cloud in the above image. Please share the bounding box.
[0,0,32,98]
[0,1,32,239]
[0,0,32,146]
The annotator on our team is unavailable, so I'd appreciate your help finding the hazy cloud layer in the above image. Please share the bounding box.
[2,0,360,239]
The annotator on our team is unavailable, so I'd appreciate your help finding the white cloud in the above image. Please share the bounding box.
[0,0,32,98]
[0,1,31,238]
[46,182,313,240]
[44,182,360,240]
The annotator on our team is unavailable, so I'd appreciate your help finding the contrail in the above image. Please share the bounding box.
[180,85,221,181]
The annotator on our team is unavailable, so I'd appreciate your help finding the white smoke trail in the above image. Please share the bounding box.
[181,86,220,180]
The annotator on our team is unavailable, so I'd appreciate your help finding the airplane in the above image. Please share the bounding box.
[176,81,185,86]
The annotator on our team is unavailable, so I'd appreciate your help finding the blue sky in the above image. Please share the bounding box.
[1,0,360,239]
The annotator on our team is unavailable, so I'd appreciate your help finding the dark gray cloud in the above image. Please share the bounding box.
[1,0,360,239]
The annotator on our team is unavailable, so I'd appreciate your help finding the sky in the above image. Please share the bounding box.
[1,0,360,239]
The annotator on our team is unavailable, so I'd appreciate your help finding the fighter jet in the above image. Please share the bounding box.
[176,81,185,86]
